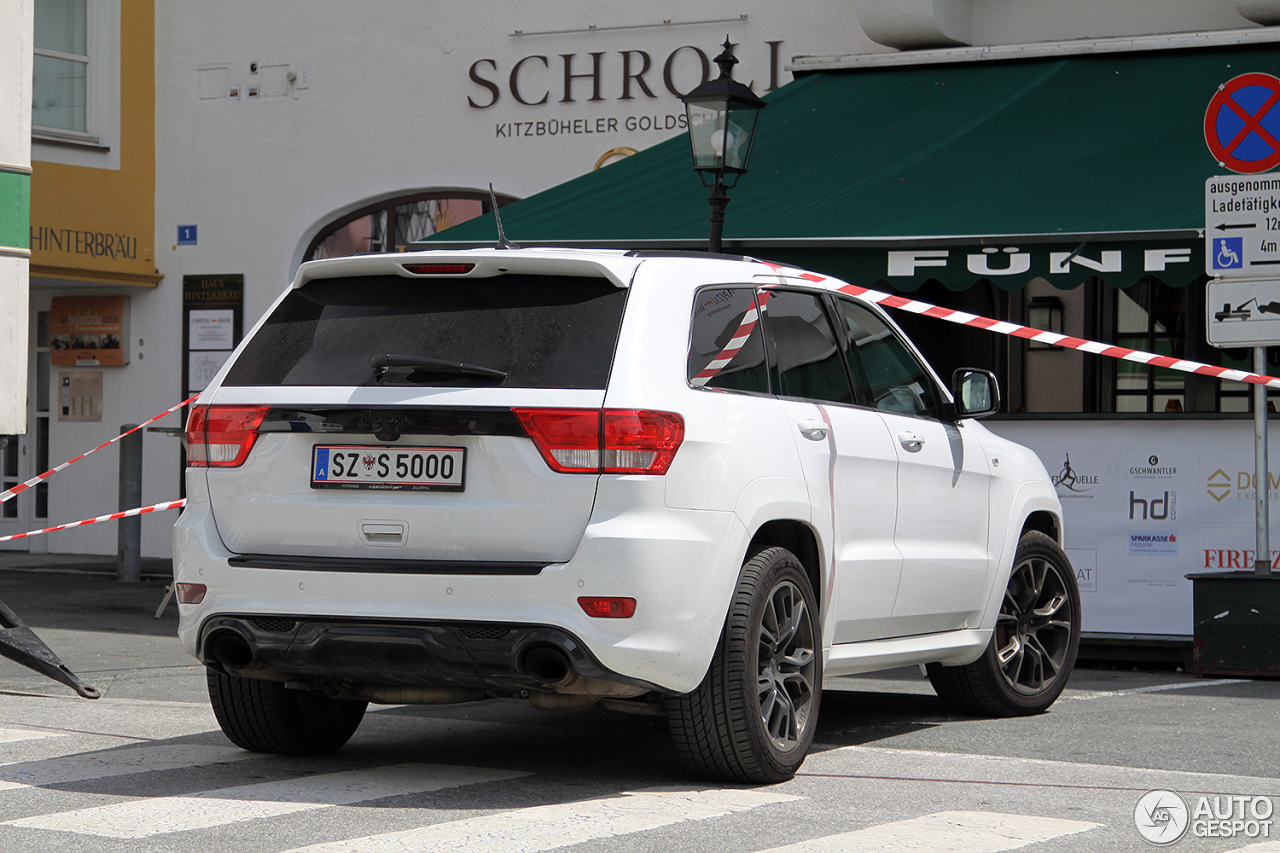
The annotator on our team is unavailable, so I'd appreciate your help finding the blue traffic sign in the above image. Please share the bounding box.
[1211,236,1245,271]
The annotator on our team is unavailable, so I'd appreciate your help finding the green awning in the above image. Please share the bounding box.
[422,41,1280,290]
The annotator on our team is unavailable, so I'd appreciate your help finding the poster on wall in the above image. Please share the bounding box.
[188,351,234,392]
[49,296,130,367]
[182,275,243,400]
[989,419,1280,637]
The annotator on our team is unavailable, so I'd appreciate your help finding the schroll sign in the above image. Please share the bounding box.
[467,41,785,108]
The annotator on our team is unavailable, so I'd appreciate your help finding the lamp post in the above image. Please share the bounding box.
[680,39,767,254]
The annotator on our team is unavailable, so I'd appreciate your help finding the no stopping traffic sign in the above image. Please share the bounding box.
[1205,72,1280,174]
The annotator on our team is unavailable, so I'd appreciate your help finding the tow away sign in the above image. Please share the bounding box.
[1206,174,1280,277]
[1207,277,1280,347]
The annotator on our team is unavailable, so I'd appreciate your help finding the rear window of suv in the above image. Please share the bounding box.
[223,273,628,388]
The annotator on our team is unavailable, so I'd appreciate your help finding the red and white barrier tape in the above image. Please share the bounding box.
[0,395,199,506]
[755,263,1280,390]
[0,498,187,543]
[692,291,772,387]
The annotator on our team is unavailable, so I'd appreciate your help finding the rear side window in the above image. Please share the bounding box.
[760,290,855,405]
[687,288,769,394]
[223,274,627,388]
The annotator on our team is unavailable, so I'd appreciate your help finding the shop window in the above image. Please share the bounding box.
[310,210,388,259]
[1111,279,1188,413]
[305,192,513,262]
[1214,346,1280,413]
[876,281,1007,409]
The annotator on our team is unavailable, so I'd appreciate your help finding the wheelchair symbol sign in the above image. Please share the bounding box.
[1213,237,1244,270]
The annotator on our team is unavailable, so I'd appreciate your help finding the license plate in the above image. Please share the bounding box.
[311,445,465,491]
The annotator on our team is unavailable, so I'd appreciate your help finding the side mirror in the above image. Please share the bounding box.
[951,368,1000,419]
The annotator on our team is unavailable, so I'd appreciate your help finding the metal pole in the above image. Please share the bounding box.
[117,424,142,582]
[1255,348,1272,577]
[707,179,729,254]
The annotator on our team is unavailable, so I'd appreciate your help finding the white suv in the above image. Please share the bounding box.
[174,248,1078,784]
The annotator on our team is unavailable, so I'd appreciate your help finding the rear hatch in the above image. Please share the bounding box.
[196,258,634,565]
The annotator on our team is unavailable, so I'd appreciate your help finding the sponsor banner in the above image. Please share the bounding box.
[989,419,1280,636]
[1129,531,1178,557]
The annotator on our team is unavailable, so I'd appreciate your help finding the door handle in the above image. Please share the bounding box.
[897,432,924,452]
[798,420,829,441]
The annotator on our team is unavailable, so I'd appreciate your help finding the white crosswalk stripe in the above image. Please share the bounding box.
[2,763,527,839]
[751,811,1099,853]
[0,744,256,792]
[279,786,799,853]
[0,726,60,744]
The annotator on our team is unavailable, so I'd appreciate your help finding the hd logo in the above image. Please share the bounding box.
[1130,491,1175,521]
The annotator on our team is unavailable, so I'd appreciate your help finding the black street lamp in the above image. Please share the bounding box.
[680,38,767,254]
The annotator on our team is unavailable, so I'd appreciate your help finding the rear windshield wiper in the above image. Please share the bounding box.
[370,354,507,385]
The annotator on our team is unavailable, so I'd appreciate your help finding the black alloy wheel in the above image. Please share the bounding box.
[927,531,1080,717]
[666,546,822,783]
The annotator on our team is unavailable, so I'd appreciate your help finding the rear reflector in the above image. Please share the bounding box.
[175,583,207,604]
[401,263,476,275]
[578,597,636,618]
[514,408,683,475]
[185,404,270,467]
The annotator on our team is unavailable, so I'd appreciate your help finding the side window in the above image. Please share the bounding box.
[837,299,940,418]
[761,290,855,405]
[687,288,770,394]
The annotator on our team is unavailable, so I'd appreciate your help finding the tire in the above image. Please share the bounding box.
[666,547,822,784]
[927,530,1080,717]
[207,669,367,755]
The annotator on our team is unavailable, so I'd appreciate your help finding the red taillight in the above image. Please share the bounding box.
[175,583,207,604]
[514,408,684,475]
[602,410,684,474]
[401,263,475,275]
[514,409,601,472]
[578,597,636,618]
[185,404,270,467]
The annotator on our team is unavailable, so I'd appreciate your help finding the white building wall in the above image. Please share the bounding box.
[970,0,1255,45]
[153,1,875,326]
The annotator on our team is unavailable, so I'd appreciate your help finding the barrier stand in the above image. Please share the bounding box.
[0,498,186,697]
[0,598,100,699]
[0,396,196,699]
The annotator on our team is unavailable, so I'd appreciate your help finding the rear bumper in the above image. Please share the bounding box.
[198,614,654,696]
[174,477,749,694]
